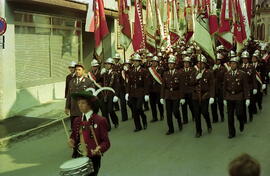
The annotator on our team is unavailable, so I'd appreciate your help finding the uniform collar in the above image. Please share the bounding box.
[77,76,84,82]
[82,110,93,121]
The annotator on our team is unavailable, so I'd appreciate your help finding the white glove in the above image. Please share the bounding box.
[223,100,227,106]
[123,65,129,71]
[196,73,203,80]
[180,99,186,105]
[125,94,129,101]
[212,64,218,70]
[253,89,258,95]
[268,72,270,78]
[144,95,149,102]
[113,96,119,103]
[160,99,164,105]
[245,99,250,107]
[100,68,107,75]
[209,98,215,105]
[262,84,266,90]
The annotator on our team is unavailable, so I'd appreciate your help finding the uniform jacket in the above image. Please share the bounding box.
[190,69,215,100]
[65,77,94,116]
[70,113,110,158]
[179,67,196,94]
[126,66,149,97]
[240,63,257,91]
[223,70,250,101]
[100,70,120,97]
[65,73,75,98]
[148,66,164,93]
[213,65,227,96]
[161,69,184,100]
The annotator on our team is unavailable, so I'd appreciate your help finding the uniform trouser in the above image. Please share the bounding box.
[100,95,119,130]
[165,99,182,132]
[193,99,212,134]
[181,93,194,123]
[144,100,149,110]
[211,93,224,122]
[149,92,164,121]
[227,100,245,136]
[243,90,255,123]
[119,92,128,121]
[256,91,263,110]
[130,96,147,130]
[88,156,101,176]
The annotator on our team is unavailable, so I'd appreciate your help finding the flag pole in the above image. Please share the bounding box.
[123,46,126,63]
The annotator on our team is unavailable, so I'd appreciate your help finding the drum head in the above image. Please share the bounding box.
[60,157,89,171]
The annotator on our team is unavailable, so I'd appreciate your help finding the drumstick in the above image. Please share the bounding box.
[89,125,102,156]
[61,119,70,140]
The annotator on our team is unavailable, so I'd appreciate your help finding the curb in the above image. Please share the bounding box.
[0,116,69,148]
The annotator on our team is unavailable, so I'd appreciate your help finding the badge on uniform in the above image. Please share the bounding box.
[139,76,142,81]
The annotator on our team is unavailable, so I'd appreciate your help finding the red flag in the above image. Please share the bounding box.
[233,0,247,43]
[209,0,219,35]
[118,0,132,49]
[219,0,232,33]
[119,0,131,39]
[245,0,252,25]
[94,0,109,55]
[132,0,145,52]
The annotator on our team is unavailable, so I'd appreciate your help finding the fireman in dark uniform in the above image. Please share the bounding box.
[160,55,185,135]
[211,53,227,123]
[190,55,215,138]
[240,51,257,123]
[65,61,77,98]
[100,58,120,131]
[125,54,149,132]
[148,56,164,122]
[223,56,250,138]
[179,56,195,124]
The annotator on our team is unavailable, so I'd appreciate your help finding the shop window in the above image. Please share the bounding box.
[14,11,82,88]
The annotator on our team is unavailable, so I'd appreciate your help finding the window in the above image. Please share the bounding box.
[14,11,82,88]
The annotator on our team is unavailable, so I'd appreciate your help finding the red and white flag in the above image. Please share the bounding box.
[94,0,109,55]
[217,0,233,49]
[132,0,145,52]
[209,0,219,35]
[219,0,232,33]
[85,0,95,32]
[233,0,250,43]
[118,0,132,49]
[169,0,180,45]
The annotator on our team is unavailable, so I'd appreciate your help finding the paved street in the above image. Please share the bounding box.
[1,96,270,176]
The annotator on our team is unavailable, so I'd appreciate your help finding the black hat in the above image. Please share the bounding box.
[71,90,95,100]
[75,63,85,69]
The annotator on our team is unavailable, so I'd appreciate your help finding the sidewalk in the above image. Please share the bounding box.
[0,100,68,147]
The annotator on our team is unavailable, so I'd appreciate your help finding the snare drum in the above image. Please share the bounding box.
[59,157,94,176]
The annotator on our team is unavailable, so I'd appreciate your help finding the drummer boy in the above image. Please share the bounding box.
[68,90,110,176]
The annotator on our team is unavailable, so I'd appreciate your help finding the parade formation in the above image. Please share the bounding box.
[65,40,270,139]
[62,0,270,175]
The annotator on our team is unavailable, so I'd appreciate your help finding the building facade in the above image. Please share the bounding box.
[0,0,119,120]
[252,0,270,42]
